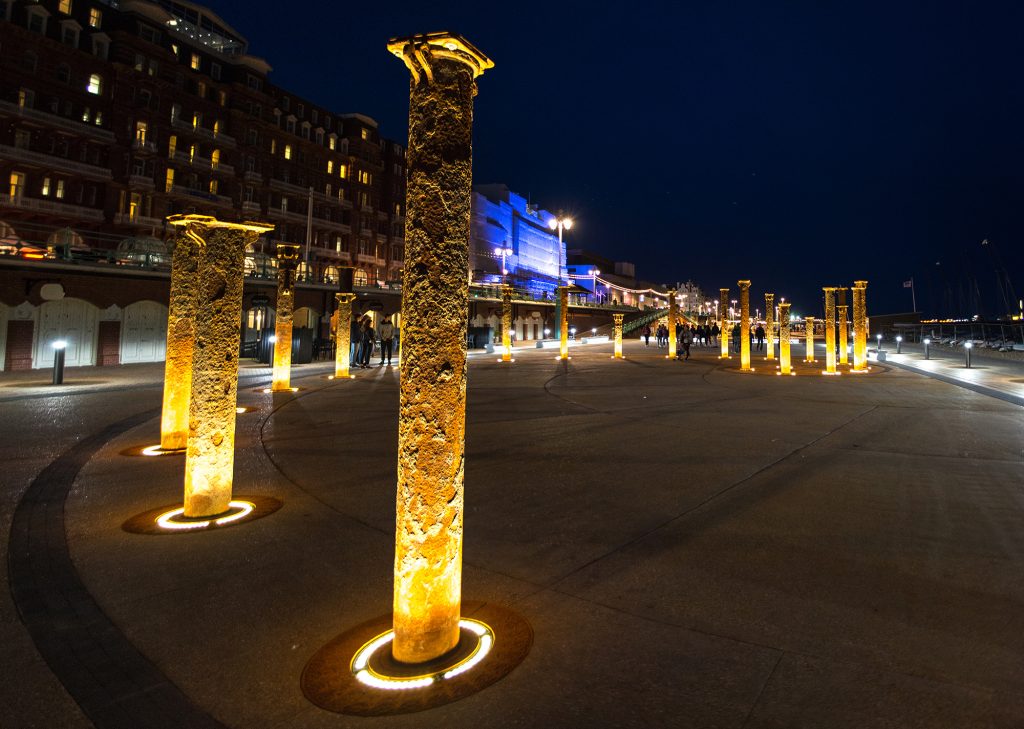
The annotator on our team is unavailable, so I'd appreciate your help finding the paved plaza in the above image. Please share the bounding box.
[2,339,1023,728]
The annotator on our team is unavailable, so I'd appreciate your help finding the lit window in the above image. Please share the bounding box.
[361,128,369,141]
[270,139,276,155]
[211,149,220,170]
[218,90,227,107]
[280,197,288,212]
[55,180,65,199]
[129,192,141,221]
[88,7,101,28]
[18,89,33,109]
[284,144,292,160]
[213,120,220,135]
[135,121,147,143]
[82,107,91,122]
[192,112,201,129]
[59,0,72,13]
[168,135,177,158]
[170,103,181,123]
[189,144,196,163]
[10,172,26,197]
[134,54,145,72]
[325,183,331,196]
[165,168,174,192]
[42,177,51,196]
[94,110,103,125]
[86,74,102,95]
[328,137,336,151]
[339,164,347,179]
[190,53,200,71]
[326,160,333,174]
[209,179,218,194]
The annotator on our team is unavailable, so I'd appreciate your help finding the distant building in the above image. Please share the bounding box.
[0,0,406,286]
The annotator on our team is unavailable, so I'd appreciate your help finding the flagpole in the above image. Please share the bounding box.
[911,277,917,313]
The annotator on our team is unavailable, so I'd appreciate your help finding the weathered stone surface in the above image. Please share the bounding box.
[779,302,792,374]
[824,287,837,373]
[613,313,624,358]
[805,316,816,363]
[738,281,751,370]
[271,244,301,391]
[764,293,775,361]
[853,281,868,371]
[719,288,730,358]
[160,230,198,450]
[501,284,513,362]
[334,293,356,378]
[838,300,849,365]
[389,34,491,664]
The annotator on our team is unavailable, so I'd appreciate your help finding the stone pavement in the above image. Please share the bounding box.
[1,339,1022,728]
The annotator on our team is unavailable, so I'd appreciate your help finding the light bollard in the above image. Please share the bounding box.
[804,316,815,362]
[558,286,569,360]
[271,243,301,392]
[965,341,973,368]
[764,292,775,360]
[168,215,274,518]
[51,340,66,385]
[823,287,837,374]
[501,283,513,362]
[667,288,677,359]
[388,33,492,665]
[779,302,792,375]
[719,287,730,358]
[738,280,751,370]
[159,230,199,450]
[896,335,903,354]
[613,313,624,358]
[334,293,357,379]
[924,337,931,359]
[852,280,868,371]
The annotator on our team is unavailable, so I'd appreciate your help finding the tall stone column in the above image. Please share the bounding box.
[824,287,837,374]
[558,285,569,360]
[779,302,792,374]
[159,228,200,451]
[804,316,816,362]
[501,283,513,362]
[667,289,677,358]
[271,243,301,391]
[719,287,730,358]
[167,215,274,518]
[388,33,493,664]
[738,280,751,370]
[613,313,624,358]
[764,293,775,361]
[334,292,356,378]
[837,296,849,365]
[852,280,868,371]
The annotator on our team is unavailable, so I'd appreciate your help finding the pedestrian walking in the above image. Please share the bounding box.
[755,323,765,351]
[643,324,652,346]
[378,316,395,366]
[360,316,375,368]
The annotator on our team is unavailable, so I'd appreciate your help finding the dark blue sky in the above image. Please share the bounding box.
[212,0,1023,317]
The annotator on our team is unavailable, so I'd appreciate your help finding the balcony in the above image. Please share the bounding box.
[267,207,309,224]
[211,162,235,176]
[243,170,263,184]
[355,253,376,265]
[128,174,155,190]
[0,145,112,181]
[241,200,262,215]
[269,178,312,198]
[313,218,351,234]
[316,248,352,262]
[0,101,116,142]
[169,186,234,209]
[0,193,105,222]
[195,126,237,148]
[113,212,163,228]
[131,139,157,154]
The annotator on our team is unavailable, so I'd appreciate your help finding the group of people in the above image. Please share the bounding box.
[349,315,397,368]
[641,321,769,359]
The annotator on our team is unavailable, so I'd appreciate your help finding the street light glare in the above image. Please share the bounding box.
[563,218,573,230]
[547,218,558,230]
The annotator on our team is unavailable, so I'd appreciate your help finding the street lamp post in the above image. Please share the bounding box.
[495,245,513,277]
[548,215,573,358]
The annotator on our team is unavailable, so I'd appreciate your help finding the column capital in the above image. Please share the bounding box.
[387,32,494,84]
[167,214,274,235]
[765,292,775,301]
[738,280,751,289]
[334,292,357,305]
[823,286,837,292]
[613,313,624,324]
[853,280,868,289]
[275,243,301,271]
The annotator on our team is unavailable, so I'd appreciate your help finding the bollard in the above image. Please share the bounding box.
[896,335,902,354]
[51,340,67,385]
[965,341,972,368]
[924,338,931,359]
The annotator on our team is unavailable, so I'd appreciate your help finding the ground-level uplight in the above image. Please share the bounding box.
[51,340,67,385]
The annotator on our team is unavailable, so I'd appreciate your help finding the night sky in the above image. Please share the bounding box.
[208,0,1023,318]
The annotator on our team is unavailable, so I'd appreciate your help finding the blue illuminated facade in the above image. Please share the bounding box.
[470,184,564,297]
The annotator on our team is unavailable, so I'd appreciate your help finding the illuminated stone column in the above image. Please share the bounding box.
[823,287,837,374]
[764,293,775,361]
[333,292,356,378]
[501,283,513,362]
[804,316,815,362]
[667,289,677,358]
[838,298,849,365]
[779,302,792,375]
[738,280,751,370]
[168,215,274,518]
[159,228,200,451]
[271,243,301,391]
[388,33,493,664]
[558,285,569,360]
[613,313,624,358]
[719,287,730,358]
[852,280,868,371]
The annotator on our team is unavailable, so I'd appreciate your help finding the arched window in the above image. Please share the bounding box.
[86,73,102,95]
[211,149,220,170]
[354,269,368,286]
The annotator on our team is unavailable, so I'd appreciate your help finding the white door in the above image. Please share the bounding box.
[121,301,168,363]
[35,298,98,368]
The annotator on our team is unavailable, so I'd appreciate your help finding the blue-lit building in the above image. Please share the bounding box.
[470,184,563,296]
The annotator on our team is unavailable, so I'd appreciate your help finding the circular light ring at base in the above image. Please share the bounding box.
[121,495,282,535]
[302,601,531,716]
[120,444,186,457]
[261,387,301,393]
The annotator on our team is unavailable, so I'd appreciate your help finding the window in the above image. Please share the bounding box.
[211,149,220,170]
[325,183,331,197]
[13,129,32,149]
[27,7,47,34]
[244,186,255,202]
[168,135,177,157]
[139,25,160,43]
[297,104,304,118]
[94,110,103,126]
[134,54,145,72]
[135,120,148,143]
[211,62,221,81]
[312,109,318,124]
[192,111,201,129]
[188,144,196,163]
[9,172,26,198]
[170,103,181,123]
[326,160,334,174]
[358,170,371,185]
[218,90,227,107]
[18,89,34,109]
[286,118,295,134]
[165,168,174,192]
[86,74,102,95]
[280,197,288,212]
[42,177,51,196]
[81,107,91,122]
[147,59,158,76]
[197,81,206,99]
[328,136,336,151]
[246,129,258,146]
[339,164,347,179]
[284,144,292,160]
[129,192,142,221]
[91,35,108,59]
[247,75,262,91]
[301,125,310,140]
[213,120,220,135]
[270,139,276,155]
[89,7,101,28]
[360,128,369,141]
[59,0,71,13]
[61,21,79,47]
[209,179,218,194]
[190,53,200,71]
[55,180,65,199]
[316,129,323,145]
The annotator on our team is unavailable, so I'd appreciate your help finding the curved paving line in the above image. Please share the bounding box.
[7,408,227,729]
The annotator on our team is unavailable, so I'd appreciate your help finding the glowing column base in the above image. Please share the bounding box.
[156,500,255,531]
